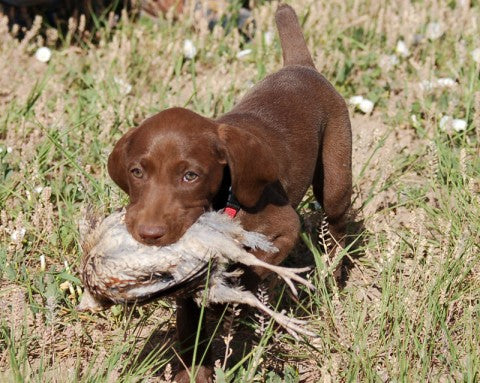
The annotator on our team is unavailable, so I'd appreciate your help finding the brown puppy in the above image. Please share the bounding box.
[108,4,351,382]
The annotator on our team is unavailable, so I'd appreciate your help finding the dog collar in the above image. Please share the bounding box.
[224,187,240,218]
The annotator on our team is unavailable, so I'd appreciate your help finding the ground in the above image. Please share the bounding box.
[0,0,479,382]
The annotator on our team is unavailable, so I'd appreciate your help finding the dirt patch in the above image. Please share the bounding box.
[345,112,420,268]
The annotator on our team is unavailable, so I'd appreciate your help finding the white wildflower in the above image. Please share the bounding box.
[396,40,410,58]
[35,47,52,63]
[359,99,374,114]
[349,95,364,106]
[34,186,44,194]
[426,22,444,40]
[471,48,480,64]
[113,77,132,95]
[452,119,467,132]
[439,115,452,131]
[7,147,12,153]
[348,96,375,114]
[420,78,456,91]
[411,115,419,126]
[236,49,252,59]
[183,39,197,59]
[419,80,434,91]
[436,78,455,88]
[11,228,26,243]
[349,95,374,114]
[40,255,46,271]
[264,30,274,46]
[439,116,467,133]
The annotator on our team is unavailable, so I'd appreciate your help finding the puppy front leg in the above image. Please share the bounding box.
[174,297,213,383]
[238,204,301,284]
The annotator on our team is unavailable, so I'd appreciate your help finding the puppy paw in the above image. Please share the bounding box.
[174,366,213,383]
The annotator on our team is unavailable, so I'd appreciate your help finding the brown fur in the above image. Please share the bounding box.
[108,4,352,381]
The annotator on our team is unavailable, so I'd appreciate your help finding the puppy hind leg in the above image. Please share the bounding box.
[312,114,352,277]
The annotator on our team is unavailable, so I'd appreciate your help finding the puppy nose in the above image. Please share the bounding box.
[138,225,167,242]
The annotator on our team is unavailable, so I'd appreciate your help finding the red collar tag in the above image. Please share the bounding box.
[224,206,239,218]
[223,187,240,218]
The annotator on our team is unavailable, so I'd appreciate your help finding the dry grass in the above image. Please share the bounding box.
[1,0,479,382]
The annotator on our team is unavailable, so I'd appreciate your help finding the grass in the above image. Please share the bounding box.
[1,0,479,381]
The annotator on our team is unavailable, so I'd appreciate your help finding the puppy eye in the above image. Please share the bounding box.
[183,171,199,182]
[130,168,143,178]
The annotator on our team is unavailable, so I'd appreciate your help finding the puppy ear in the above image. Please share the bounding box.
[218,124,279,208]
[107,128,138,194]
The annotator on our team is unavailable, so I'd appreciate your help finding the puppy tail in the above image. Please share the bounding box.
[275,4,315,68]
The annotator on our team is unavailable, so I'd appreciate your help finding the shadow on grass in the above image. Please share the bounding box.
[288,208,368,287]
[129,209,368,379]
[124,321,177,378]
[129,307,259,379]
[1,0,129,41]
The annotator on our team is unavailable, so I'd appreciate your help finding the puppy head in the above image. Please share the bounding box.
[108,108,225,245]
[108,107,278,246]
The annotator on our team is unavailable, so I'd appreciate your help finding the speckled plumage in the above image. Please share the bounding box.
[78,209,317,338]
